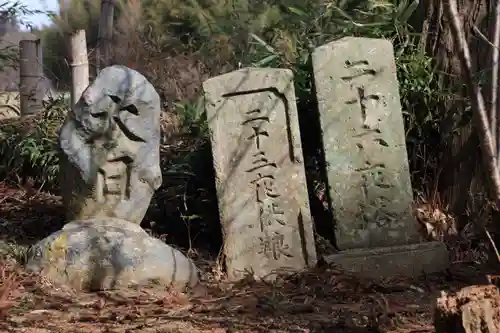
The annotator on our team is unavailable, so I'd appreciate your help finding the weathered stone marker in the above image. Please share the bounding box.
[27,65,199,291]
[204,67,317,280]
[312,37,448,278]
[59,65,164,225]
[312,37,418,249]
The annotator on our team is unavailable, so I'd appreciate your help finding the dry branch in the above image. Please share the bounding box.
[494,0,500,164]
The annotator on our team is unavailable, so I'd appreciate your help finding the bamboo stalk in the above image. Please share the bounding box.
[69,29,89,107]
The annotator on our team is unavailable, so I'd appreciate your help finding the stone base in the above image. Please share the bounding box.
[26,218,200,291]
[324,241,449,280]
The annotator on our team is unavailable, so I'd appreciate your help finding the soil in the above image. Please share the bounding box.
[0,182,498,333]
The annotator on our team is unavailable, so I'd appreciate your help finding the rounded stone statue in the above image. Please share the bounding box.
[59,65,163,224]
[26,66,200,291]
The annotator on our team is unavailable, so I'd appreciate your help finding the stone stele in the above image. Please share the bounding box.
[58,65,163,225]
[26,218,199,291]
[32,65,200,291]
[203,67,317,281]
[312,37,448,279]
[312,37,420,249]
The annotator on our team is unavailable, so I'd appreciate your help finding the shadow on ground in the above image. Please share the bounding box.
[0,256,494,333]
[0,182,65,245]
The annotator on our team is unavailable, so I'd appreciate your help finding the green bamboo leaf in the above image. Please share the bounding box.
[395,0,409,13]
[249,33,277,54]
[288,7,306,16]
[329,5,355,22]
[253,54,279,67]
[398,0,419,23]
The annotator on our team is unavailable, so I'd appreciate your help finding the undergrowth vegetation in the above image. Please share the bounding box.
[0,99,66,190]
[0,0,474,253]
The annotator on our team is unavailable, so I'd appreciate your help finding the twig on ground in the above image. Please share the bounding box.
[484,227,500,263]
[0,272,19,319]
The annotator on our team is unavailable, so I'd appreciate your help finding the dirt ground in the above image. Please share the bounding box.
[0,182,497,333]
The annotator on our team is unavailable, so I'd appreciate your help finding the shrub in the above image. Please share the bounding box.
[0,98,67,190]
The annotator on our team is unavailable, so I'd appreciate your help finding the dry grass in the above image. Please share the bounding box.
[0,255,489,333]
[0,182,496,333]
[112,0,215,113]
[415,193,495,269]
[0,182,64,245]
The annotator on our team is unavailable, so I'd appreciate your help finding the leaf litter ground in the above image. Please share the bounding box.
[0,182,495,333]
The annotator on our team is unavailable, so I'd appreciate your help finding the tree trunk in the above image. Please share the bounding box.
[96,0,115,73]
[419,0,492,224]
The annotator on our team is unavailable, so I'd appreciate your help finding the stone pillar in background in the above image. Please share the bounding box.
[19,39,44,116]
[312,37,448,279]
[204,67,317,281]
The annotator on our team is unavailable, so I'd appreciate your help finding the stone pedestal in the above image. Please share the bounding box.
[325,242,448,280]
[27,218,199,291]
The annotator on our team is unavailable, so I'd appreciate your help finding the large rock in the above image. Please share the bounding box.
[58,65,163,225]
[26,218,199,291]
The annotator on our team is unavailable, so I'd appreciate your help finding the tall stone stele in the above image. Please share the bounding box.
[311,37,449,279]
[204,67,317,281]
[26,65,199,291]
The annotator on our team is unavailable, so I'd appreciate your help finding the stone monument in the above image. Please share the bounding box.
[26,65,199,291]
[58,65,163,224]
[311,37,448,279]
[204,67,317,281]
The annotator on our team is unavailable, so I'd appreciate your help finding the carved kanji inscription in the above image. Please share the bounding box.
[204,68,317,281]
[312,37,419,249]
